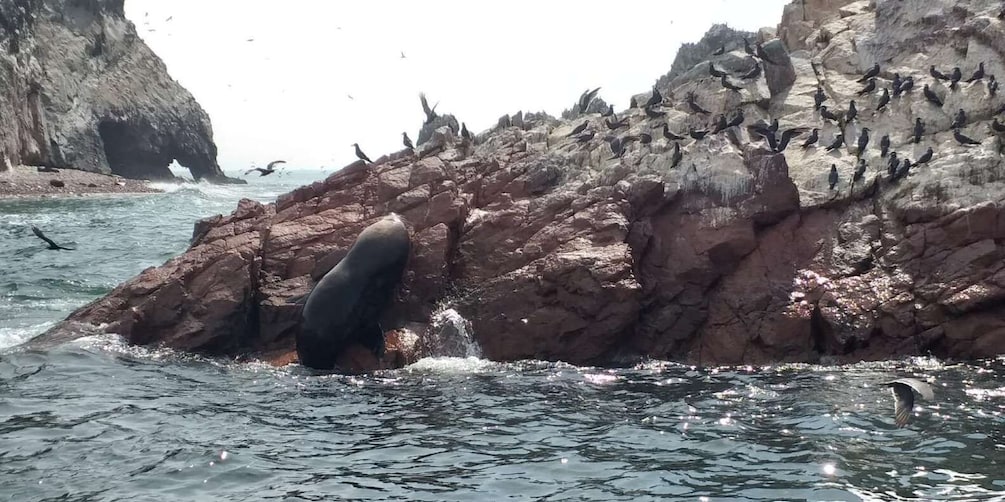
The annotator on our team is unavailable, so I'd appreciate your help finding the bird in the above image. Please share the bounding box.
[913,118,925,144]
[755,41,780,65]
[709,63,728,78]
[950,66,963,89]
[993,119,1005,133]
[402,133,414,150]
[966,62,985,83]
[725,110,745,128]
[826,134,845,152]
[898,76,915,95]
[884,378,934,428]
[461,122,472,141]
[829,164,839,190]
[887,152,899,177]
[853,158,867,183]
[954,128,982,145]
[990,78,999,97]
[744,38,756,56]
[689,128,709,141]
[856,128,871,156]
[712,114,729,134]
[857,78,877,96]
[876,88,890,111]
[567,121,589,137]
[858,63,880,82]
[606,117,629,130]
[669,142,683,169]
[777,128,803,152]
[352,143,373,163]
[601,104,615,117]
[31,226,73,250]
[916,147,934,164]
[893,157,912,182]
[768,118,780,133]
[802,128,819,148]
[608,137,624,158]
[400,51,406,59]
[244,159,286,176]
[751,126,778,151]
[575,131,596,143]
[739,62,762,80]
[419,93,438,124]
[814,86,827,110]
[639,133,653,145]
[662,124,685,141]
[930,65,950,81]
[645,86,663,108]
[891,73,903,95]
[923,85,943,107]
[645,106,666,119]
[687,93,711,115]
[578,87,601,114]
[720,74,743,92]
[712,45,725,56]
[880,134,890,157]
[629,96,638,109]
[951,109,967,130]
[820,105,840,122]
[846,101,858,122]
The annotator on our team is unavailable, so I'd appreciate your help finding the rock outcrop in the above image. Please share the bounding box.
[0,0,237,182]
[32,0,1005,368]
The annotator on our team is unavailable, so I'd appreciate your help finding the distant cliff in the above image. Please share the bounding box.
[0,0,237,182]
[34,0,1005,369]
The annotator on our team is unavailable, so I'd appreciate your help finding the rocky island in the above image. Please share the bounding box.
[32,0,1005,371]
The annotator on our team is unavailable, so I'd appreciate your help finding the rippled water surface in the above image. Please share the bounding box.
[2,171,1005,501]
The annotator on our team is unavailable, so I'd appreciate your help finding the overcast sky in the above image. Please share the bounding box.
[124,0,790,172]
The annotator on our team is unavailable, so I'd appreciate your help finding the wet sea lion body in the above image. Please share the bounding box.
[296,214,410,370]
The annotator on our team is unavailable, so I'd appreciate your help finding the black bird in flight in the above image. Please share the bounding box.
[353,143,373,163]
[884,378,934,428]
[245,159,286,176]
[32,226,74,250]
[578,87,601,114]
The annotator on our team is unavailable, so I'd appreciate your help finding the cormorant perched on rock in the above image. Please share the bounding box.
[893,157,912,181]
[917,147,934,164]
[402,132,414,150]
[820,105,840,122]
[712,45,725,56]
[461,122,471,141]
[802,128,819,148]
[768,118,779,133]
[828,164,839,190]
[814,86,827,110]
[899,76,915,95]
[858,63,880,82]
[689,128,709,141]
[876,88,890,111]
[608,137,624,158]
[930,65,950,81]
[725,110,745,128]
[923,85,943,107]
[709,63,727,78]
[720,74,743,92]
[853,158,867,183]
[951,109,967,130]
[629,96,638,109]
[606,117,629,130]
[777,128,803,152]
[950,66,962,89]
[663,124,685,141]
[954,128,982,145]
[755,41,780,65]
[687,93,711,115]
[826,133,844,152]
[887,152,899,176]
[856,127,870,156]
[744,38,755,56]
[575,131,595,143]
[739,62,762,80]
[578,87,601,114]
[913,118,925,144]
[31,226,74,250]
[645,106,666,119]
[712,114,729,134]
[245,159,286,176]
[645,86,663,108]
[601,104,615,117]
[966,62,985,83]
[353,143,373,163]
[846,101,858,122]
[420,93,438,124]
[892,73,903,94]
[669,142,683,169]
[880,134,890,157]
[993,119,1005,133]
[857,78,877,96]
[884,378,934,428]
[568,121,588,137]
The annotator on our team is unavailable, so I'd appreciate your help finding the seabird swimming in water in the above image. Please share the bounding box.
[884,378,934,427]
[880,134,890,157]
[802,128,819,148]
[828,164,839,190]
[244,159,286,176]
[819,105,840,122]
[687,93,711,115]
[814,86,827,110]
[712,45,725,56]
[568,121,589,137]
[913,118,925,144]
[709,63,727,79]
[31,226,73,250]
[419,93,438,124]
[876,88,890,111]
[663,124,685,141]
[857,78,877,96]
[776,127,803,152]
[353,143,373,163]
[923,85,943,107]
[739,62,761,80]
[856,127,871,157]
[669,142,683,169]
[402,133,414,150]
[950,66,962,89]
[858,63,880,82]
[826,133,844,152]
[916,147,934,164]
[853,158,867,183]
[966,62,985,83]
[461,122,471,141]
[720,74,743,92]
[930,65,950,81]
[954,128,982,146]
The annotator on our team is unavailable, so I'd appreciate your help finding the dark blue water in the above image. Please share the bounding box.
[2,171,1004,501]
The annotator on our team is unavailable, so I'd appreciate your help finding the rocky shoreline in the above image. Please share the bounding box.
[0,165,161,198]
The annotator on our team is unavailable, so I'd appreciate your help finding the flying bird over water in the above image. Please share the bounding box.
[244,160,286,176]
[31,226,73,250]
[353,143,373,163]
[884,378,934,427]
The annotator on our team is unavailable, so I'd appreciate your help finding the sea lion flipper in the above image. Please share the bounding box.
[359,321,386,359]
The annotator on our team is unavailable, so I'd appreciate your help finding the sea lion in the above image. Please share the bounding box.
[296,214,411,370]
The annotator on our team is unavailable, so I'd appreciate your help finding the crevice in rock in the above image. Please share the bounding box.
[97,118,173,180]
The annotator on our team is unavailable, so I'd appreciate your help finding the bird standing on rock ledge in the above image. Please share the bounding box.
[352,143,373,163]
[402,132,414,151]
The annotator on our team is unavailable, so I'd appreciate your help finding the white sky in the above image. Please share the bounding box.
[124,0,790,171]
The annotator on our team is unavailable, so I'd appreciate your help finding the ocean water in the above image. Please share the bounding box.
[1,170,1004,501]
